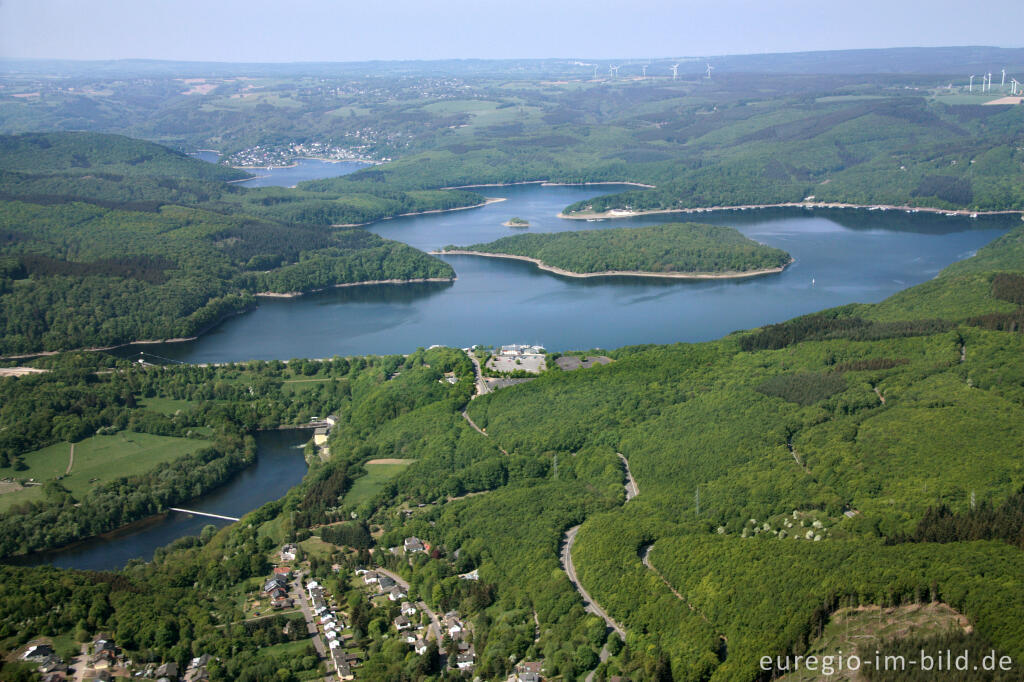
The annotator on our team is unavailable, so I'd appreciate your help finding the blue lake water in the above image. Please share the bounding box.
[138,173,1013,363]
[189,151,371,187]
[22,430,308,571]
[49,156,1014,570]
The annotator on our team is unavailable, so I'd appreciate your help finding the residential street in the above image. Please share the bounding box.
[374,567,443,643]
[294,571,328,660]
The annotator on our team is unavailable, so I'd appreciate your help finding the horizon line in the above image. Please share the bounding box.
[2,44,1024,67]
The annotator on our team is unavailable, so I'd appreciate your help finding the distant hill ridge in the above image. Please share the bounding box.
[0,132,249,182]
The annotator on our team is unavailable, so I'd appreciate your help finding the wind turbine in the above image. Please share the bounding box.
[705,63,714,79]
[641,64,648,79]
[609,65,619,79]
[592,64,599,80]
[1001,68,1006,87]
[671,63,679,80]
[969,75,975,93]
[987,72,993,91]
[1012,79,1020,96]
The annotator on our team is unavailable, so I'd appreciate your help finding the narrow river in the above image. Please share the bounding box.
[23,430,308,571]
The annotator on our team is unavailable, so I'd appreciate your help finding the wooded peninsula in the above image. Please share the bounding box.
[0,133,481,355]
[438,223,792,278]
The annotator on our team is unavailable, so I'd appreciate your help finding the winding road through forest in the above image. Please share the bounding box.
[460,349,510,453]
[560,452,641,679]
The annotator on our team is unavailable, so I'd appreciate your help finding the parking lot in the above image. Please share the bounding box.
[487,353,546,374]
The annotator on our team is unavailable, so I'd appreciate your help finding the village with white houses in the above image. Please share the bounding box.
[248,532,546,681]
[12,526,554,682]
[8,343,614,681]
[16,636,215,682]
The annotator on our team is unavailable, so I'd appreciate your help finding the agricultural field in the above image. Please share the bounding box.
[0,431,211,512]
[343,459,416,508]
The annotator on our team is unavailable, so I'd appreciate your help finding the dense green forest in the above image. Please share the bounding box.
[0,348,471,555]
[0,132,250,182]
[4,221,1024,680]
[0,198,452,353]
[2,56,1024,681]
[0,132,489,354]
[5,65,1024,217]
[446,223,791,275]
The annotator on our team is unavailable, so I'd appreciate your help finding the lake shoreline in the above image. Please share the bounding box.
[256,276,456,299]
[332,197,507,227]
[231,157,378,171]
[4,428,310,567]
[0,273,461,361]
[0,306,256,361]
[441,180,656,190]
[559,202,1024,220]
[433,250,793,280]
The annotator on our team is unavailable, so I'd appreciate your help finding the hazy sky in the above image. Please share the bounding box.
[2,0,1022,62]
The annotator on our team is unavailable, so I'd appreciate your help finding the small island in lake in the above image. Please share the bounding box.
[503,217,530,227]
[435,223,792,279]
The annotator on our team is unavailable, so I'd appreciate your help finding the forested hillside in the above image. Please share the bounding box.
[3,222,1024,678]
[454,225,1024,679]
[0,132,249,182]
[0,198,451,353]
[5,64,1023,216]
[446,223,791,275]
[2,56,1024,681]
[0,132,486,354]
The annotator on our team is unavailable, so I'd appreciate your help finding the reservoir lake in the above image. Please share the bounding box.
[141,160,1014,364]
[41,157,1016,570]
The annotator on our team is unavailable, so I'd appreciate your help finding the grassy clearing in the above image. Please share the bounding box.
[929,91,1013,105]
[343,460,415,508]
[421,99,502,115]
[281,378,337,395]
[256,638,316,659]
[258,514,289,544]
[299,536,336,561]
[0,432,211,512]
[139,396,197,414]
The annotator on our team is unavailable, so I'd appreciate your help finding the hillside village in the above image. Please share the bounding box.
[253,534,517,681]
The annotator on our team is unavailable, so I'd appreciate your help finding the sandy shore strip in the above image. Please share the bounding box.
[256,276,455,299]
[434,250,792,280]
[332,197,506,227]
[559,201,1024,220]
[441,180,656,190]
[0,306,258,361]
[0,367,50,377]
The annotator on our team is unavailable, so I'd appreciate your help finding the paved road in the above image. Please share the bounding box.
[462,410,487,436]
[617,453,639,500]
[375,567,443,643]
[460,409,509,454]
[294,572,328,660]
[641,544,719,632]
[560,525,626,640]
[465,350,491,398]
[585,643,612,682]
[69,644,89,682]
